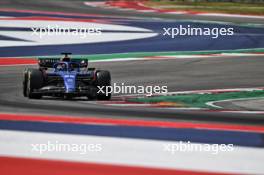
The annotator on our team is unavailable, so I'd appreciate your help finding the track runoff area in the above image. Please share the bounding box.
[0,3,264,175]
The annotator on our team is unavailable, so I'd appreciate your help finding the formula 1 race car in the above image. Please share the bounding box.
[23,53,111,100]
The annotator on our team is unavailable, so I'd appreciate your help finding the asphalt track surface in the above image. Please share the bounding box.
[2,0,264,24]
[0,0,264,125]
[1,56,264,125]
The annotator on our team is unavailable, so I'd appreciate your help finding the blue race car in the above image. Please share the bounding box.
[23,53,111,100]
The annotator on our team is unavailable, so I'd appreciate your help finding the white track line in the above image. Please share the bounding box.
[206,97,264,109]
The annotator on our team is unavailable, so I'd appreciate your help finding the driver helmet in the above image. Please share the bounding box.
[61,53,71,62]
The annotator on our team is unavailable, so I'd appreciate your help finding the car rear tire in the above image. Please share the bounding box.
[95,70,111,100]
[26,69,43,99]
[23,68,31,97]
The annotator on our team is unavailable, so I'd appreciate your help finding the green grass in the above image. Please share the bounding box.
[128,90,264,108]
[146,1,264,15]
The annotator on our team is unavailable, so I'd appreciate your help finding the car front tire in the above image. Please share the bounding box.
[26,69,43,99]
[95,70,111,100]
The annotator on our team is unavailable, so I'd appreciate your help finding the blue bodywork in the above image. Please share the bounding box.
[60,72,77,93]
[45,61,93,93]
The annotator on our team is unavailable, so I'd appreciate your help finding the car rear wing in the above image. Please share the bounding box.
[38,58,88,68]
